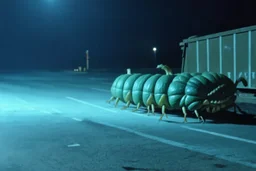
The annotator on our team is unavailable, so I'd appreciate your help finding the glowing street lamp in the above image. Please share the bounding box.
[153,47,157,64]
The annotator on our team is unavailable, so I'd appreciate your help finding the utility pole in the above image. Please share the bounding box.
[86,50,89,70]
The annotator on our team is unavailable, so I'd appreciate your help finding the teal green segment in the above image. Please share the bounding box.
[154,75,175,108]
[122,74,142,103]
[132,74,152,105]
[115,74,133,102]
[110,74,126,98]
[142,74,162,106]
[185,75,212,98]
[167,73,195,109]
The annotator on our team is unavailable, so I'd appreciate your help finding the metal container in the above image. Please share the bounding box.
[180,25,256,90]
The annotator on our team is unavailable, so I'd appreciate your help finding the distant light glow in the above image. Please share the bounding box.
[153,47,157,52]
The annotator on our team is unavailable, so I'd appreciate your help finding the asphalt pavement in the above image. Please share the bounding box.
[0,70,256,171]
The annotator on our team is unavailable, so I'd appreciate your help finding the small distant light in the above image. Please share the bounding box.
[153,47,157,52]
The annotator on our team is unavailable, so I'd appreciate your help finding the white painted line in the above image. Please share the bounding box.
[51,108,62,113]
[89,120,256,169]
[66,96,177,120]
[91,88,109,93]
[41,110,52,114]
[181,126,256,145]
[72,118,83,122]
[15,97,29,104]
[14,97,37,110]
[67,143,80,147]
[66,96,117,113]
[27,107,35,110]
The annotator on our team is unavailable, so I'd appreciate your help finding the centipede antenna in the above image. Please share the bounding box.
[156,64,173,75]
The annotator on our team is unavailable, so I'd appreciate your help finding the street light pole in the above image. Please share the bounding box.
[86,50,89,70]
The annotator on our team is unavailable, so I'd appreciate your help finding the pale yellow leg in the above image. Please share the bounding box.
[147,105,150,113]
[206,107,210,113]
[121,101,131,110]
[151,104,155,115]
[216,106,221,113]
[212,106,217,113]
[106,96,115,103]
[162,105,167,118]
[159,105,167,121]
[132,103,141,112]
[114,98,120,107]
[194,110,204,123]
[182,106,188,123]
[233,104,237,113]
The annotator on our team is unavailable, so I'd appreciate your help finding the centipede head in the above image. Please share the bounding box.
[184,72,237,113]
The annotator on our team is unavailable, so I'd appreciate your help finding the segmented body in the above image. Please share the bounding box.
[107,71,247,122]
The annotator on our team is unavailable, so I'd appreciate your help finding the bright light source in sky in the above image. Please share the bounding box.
[153,47,157,52]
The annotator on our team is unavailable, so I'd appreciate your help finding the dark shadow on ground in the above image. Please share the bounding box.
[122,166,162,171]
[158,104,256,125]
[111,102,256,125]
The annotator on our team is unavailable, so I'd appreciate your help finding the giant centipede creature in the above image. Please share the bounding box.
[107,65,248,123]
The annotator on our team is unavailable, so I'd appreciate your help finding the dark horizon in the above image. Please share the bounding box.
[1,0,255,70]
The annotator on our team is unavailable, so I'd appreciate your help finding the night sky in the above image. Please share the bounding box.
[0,0,255,70]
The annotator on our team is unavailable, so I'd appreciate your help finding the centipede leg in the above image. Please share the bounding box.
[132,103,141,112]
[233,104,237,113]
[121,101,131,110]
[114,98,120,107]
[159,105,167,121]
[151,104,155,115]
[182,106,188,123]
[106,96,115,104]
[147,105,150,113]
[194,110,204,123]
[206,107,210,113]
